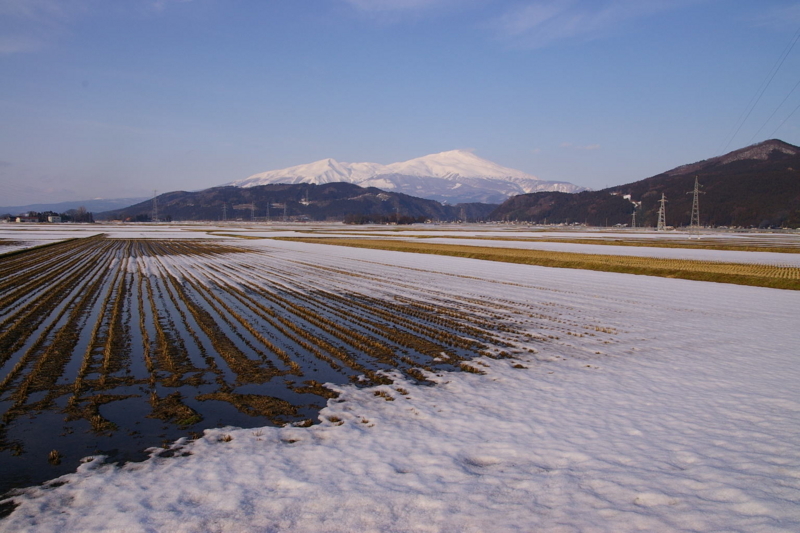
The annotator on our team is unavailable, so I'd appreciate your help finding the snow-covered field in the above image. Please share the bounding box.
[2,238,798,532]
[388,236,800,266]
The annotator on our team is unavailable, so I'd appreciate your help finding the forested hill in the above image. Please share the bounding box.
[98,182,497,223]
[490,139,800,228]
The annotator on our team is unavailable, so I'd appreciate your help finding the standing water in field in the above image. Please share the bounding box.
[0,236,526,496]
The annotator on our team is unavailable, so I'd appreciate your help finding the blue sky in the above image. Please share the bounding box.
[2,0,800,205]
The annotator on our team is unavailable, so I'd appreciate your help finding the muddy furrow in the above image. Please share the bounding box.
[200,263,398,366]
[2,241,121,418]
[194,264,369,376]
[199,260,468,375]
[0,239,119,371]
[176,267,299,375]
[158,268,275,385]
[0,237,106,310]
[0,239,112,344]
[227,256,502,341]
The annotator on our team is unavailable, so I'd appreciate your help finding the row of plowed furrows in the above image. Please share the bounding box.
[1,237,530,462]
[246,250,619,351]
[200,258,508,360]
[230,257,571,351]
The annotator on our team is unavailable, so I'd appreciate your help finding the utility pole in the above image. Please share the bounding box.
[151,190,159,223]
[686,175,704,230]
[657,193,667,231]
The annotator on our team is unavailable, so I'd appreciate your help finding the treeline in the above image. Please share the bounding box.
[344,213,427,225]
[129,213,173,222]
[4,207,95,223]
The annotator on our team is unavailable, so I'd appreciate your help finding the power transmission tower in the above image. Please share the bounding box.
[283,203,287,222]
[251,203,255,222]
[151,190,159,223]
[657,193,667,231]
[686,175,704,229]
[266,200,270,223]
[631,208,636,228]
[222,204,227,222]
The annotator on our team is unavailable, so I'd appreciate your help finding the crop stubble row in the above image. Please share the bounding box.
[1,235,566,455]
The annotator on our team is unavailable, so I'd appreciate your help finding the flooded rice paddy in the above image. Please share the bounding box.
[0,235,530,494]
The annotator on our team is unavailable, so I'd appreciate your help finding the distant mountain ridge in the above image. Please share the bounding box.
[0,197,149,215]
[490,139,800,228]
[665,139,800,176]
[228,150,583,204]
[98,183,496,222]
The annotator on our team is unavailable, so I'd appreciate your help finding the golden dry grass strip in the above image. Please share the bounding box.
[206,233,266,240]
[403,235,800,254]
[299,231,800,254]
[280,237,800,290]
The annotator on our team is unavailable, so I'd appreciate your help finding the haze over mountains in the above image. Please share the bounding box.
[228,150,583,204]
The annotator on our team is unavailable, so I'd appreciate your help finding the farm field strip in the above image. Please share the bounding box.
[303,233,800,266]
[184,256,502,373]
[278,237,800,289]
[7,226,792,495]
[238,241,624,354]
[336,233,800,253]
[407,237,800,266]
[257,253,591,343]
[4,234,608,493]
[2,229,800,532]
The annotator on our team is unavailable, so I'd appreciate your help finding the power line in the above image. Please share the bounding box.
[769,97,800,138]
[749,76,800,143]
[719,25,800,153]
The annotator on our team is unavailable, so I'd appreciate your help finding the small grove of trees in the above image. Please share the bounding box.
[344,213,426,225]
[64,207,94,223]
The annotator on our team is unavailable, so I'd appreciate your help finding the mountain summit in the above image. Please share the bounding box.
[665,139,800,176]
[490,139,800,228]
[227,150,583,204]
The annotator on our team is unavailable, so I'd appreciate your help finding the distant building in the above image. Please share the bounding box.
[47,215,61,223]
[16,216,38,223]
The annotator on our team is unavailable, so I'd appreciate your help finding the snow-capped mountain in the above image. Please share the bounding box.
[228,150,583,204]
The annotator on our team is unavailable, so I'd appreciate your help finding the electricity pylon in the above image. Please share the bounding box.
[151,190,158,223]
[657,193,667,231]
[686,176,704,229]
